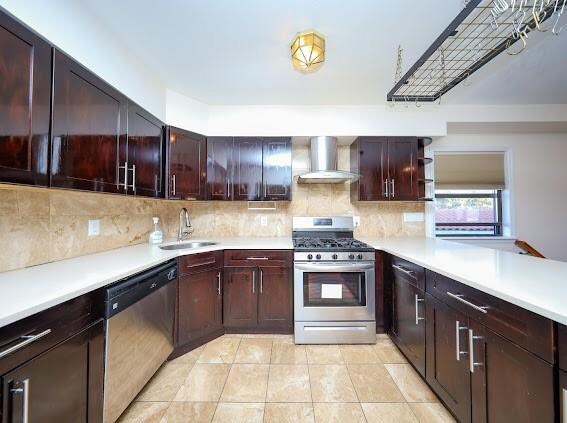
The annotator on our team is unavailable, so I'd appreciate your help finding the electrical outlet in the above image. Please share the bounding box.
[88,219,100,236]
[353,216,361,227]
[260,216,268,227]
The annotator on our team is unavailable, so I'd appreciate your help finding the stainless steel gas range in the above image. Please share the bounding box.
[293,216,376,344]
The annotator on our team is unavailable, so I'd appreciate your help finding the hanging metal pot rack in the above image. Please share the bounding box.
[387,0,566,103]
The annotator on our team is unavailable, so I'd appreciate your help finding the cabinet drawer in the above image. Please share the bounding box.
[560,324,567,371]
[390,255,425,291]
[178,251,223,275]
[224,250,292,268]
[425,269,553,363]
[0,290,102,374]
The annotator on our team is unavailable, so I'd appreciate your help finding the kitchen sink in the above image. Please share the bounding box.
[159,241,218,250]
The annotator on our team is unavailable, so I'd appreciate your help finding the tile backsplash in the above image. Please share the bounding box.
[0,145,424,272]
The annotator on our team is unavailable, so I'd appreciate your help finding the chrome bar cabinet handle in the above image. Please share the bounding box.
[131,164,136,191]
[119,161,129,191]
[447,292,489,314]
[391,179,395,198]
[455,320,468,361]
[260,269,263,293]
[414,295,425,325]
[0,329,52,359]
[217,272,221,295]
[227,179,231,199]
[392,264,416,278]
[383,179,389,197]
[252,270,255,293]
[172,174,176,196]
[10,378,30,423]
[563,387,567,423]
[246,257,270,261]
[468,328,483,372]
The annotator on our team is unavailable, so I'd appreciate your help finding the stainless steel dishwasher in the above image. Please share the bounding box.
[103,260,177,423]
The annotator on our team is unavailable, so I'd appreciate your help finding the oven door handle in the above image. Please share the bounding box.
[294,263,375,272]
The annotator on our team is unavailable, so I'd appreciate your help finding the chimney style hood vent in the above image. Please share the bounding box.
[297,136,359,184]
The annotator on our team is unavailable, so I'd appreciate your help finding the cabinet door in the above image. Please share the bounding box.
[387,137,418,201]
[1,320,104,423]
[257,267,292,332]
[356,137,389,201]
[262,137,292,201]
[177,270,219,346]
[168,127,206,200]
[391,277,425,376]
[233,137,263,200]
[51,50,127,193]
[425,294,471,423]
[127,102,164,198]
[0,13,51,186]
[560,370,567,423]
[223,268,258,329]
[207,137,233,200]
[469,320,554,423]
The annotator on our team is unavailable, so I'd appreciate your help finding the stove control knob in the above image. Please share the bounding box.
[332,253,338,260]
[348,253,355,260]
[316,254,322,260]
[307,254,313,260]
[357,254,363,260]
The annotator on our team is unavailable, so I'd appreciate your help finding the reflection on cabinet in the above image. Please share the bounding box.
[126,102,164,198]
[0,11,51,186]
[224,250,293,333]
[207,137,292,201]
[176,252,223,351]
[167,127,206,200]
[560,370,567,423]
[51,49,127,193]
[350,137,418,201]
[389,257,426,377]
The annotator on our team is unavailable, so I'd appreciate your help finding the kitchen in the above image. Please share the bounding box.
[1,0,567,422]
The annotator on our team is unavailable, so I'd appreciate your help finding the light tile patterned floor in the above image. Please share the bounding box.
[118,334,455,423]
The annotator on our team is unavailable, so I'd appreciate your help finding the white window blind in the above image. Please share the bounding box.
[434,152,505,190]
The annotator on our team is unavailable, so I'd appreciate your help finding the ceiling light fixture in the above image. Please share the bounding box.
[290,30,325,73]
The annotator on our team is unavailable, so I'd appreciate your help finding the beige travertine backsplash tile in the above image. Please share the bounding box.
[0,145,424,272]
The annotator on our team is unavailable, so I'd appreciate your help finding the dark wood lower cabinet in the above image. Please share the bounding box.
[1,320,104,423]
[425,293,471,423]
[224,258,292,334]
[468,319,555,423]
[560,370,567,423]
[257,267,293,332]
[390,275,426,377]
[223,267,258,330]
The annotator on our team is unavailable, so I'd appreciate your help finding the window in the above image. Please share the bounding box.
[435,189,503,237]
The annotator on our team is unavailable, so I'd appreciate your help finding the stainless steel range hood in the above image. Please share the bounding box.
[297,136,359,184]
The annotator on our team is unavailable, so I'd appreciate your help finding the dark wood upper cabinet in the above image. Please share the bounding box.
[51,49,127,193]
[0,12,51,186]
[425,293,472,423]
[126,101,164,198]
[167,126,206,200]
[262,137,292,201]
[207,136,233,200]
[351,137,418,201]
[468,319,554,423]
[233,137,263,200]
[387,137,418,201]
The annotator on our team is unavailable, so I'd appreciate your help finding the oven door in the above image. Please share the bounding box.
[294,262,375,322]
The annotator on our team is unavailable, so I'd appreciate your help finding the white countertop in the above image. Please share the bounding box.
[1,235,567,328]
[0,237,292,328]
[361,237,567,326]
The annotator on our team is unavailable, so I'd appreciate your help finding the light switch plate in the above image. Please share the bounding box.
[88,219,100,236]
[403,212,425,223]
[260,216,268,227]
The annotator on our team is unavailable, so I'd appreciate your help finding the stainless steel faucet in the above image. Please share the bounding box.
[178,208,193,242]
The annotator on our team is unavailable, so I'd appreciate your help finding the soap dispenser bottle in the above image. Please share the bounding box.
[149,217,163,244]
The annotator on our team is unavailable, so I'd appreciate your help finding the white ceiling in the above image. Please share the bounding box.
[81,0,567,106]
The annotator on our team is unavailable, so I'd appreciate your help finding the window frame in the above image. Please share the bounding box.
[434,190,503,237]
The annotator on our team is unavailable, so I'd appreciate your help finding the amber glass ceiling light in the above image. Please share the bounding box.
[290,30,325,73]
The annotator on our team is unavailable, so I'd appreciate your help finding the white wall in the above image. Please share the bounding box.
[0,0,167,120]
[432,130,567,262]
